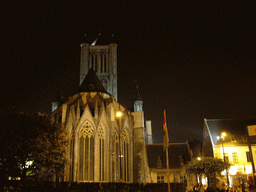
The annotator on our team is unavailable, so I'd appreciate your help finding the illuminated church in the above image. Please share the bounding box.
[50,35,152,183]
[50,35,192,186]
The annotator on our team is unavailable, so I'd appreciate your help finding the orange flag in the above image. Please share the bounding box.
[163,110,169,151]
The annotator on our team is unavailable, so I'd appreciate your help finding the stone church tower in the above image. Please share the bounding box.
[80,34,118,100]
[51,36,152,183]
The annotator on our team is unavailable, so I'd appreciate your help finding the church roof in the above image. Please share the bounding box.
[77,68,109,94]
[146,143,191,168]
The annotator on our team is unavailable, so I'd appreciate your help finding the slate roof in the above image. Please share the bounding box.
[146,143,191,169]
[77,68,109,94]
[205,118,256,146]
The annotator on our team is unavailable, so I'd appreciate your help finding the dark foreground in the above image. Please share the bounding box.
[3,181,186,192]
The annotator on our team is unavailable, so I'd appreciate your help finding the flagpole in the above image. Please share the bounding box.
[163,110,170,192]
[166,145,170,192]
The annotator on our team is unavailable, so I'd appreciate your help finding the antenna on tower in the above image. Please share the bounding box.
[99,26,102,35]
[84,33,87,42]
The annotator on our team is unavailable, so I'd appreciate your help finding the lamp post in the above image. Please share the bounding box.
[116,111,123,182]
[217,132,229,186]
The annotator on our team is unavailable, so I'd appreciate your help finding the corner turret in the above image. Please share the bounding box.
[133,80,143,112]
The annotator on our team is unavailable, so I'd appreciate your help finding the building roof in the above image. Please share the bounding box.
[205,118,256,146]
[146,143,191,169]
[77,68,109,94]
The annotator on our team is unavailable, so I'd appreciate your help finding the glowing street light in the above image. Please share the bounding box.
[217,132,229,186]
[116,111,122,118]
[116,110,123,182]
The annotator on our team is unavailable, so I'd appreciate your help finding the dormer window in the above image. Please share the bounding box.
[179,155,184,165]
[89,84,94,90]
[241,136,247,142]
[251,136,256,142]
[157,156,163,168]
[230,136,236,142]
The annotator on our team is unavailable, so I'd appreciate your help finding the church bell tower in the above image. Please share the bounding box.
[80,34,118,100]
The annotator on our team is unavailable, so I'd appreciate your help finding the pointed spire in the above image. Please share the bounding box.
[95,99,98,118]
[133,80,143,112]
[134,80,142,101]
[84,33,87,43]
[56,89,61,102]
[55,89,64,105]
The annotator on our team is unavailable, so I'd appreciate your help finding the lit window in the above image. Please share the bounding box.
[79,121,94,181]
[157,175,165,183]
[232,152,238,163]
[112,131,119,182]
[122,129,129,182]
[99,125,105,181]
[224,153,229,162]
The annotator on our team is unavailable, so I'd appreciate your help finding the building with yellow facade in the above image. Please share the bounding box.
[202,118,256,188]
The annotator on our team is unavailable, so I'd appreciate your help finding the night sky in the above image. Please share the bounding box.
[1,1,255,143]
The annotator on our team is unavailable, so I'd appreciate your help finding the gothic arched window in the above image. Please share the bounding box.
[112,131,119,182]
[79,121,94,181]
[98,125,105,181]
[122,129,129,182]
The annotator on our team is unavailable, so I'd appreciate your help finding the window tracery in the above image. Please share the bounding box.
[122,129,129,181]
[112,131,119,181]
[79,121,94,181]
[79,121,94,138]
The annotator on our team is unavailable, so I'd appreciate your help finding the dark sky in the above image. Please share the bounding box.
[1,1,255,143]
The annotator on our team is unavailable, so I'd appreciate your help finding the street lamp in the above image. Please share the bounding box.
[217,132,229,186]
[116,110,123,182]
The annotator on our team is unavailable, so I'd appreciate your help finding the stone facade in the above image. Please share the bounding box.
[51,37,193,186]
[51,92,136,182]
